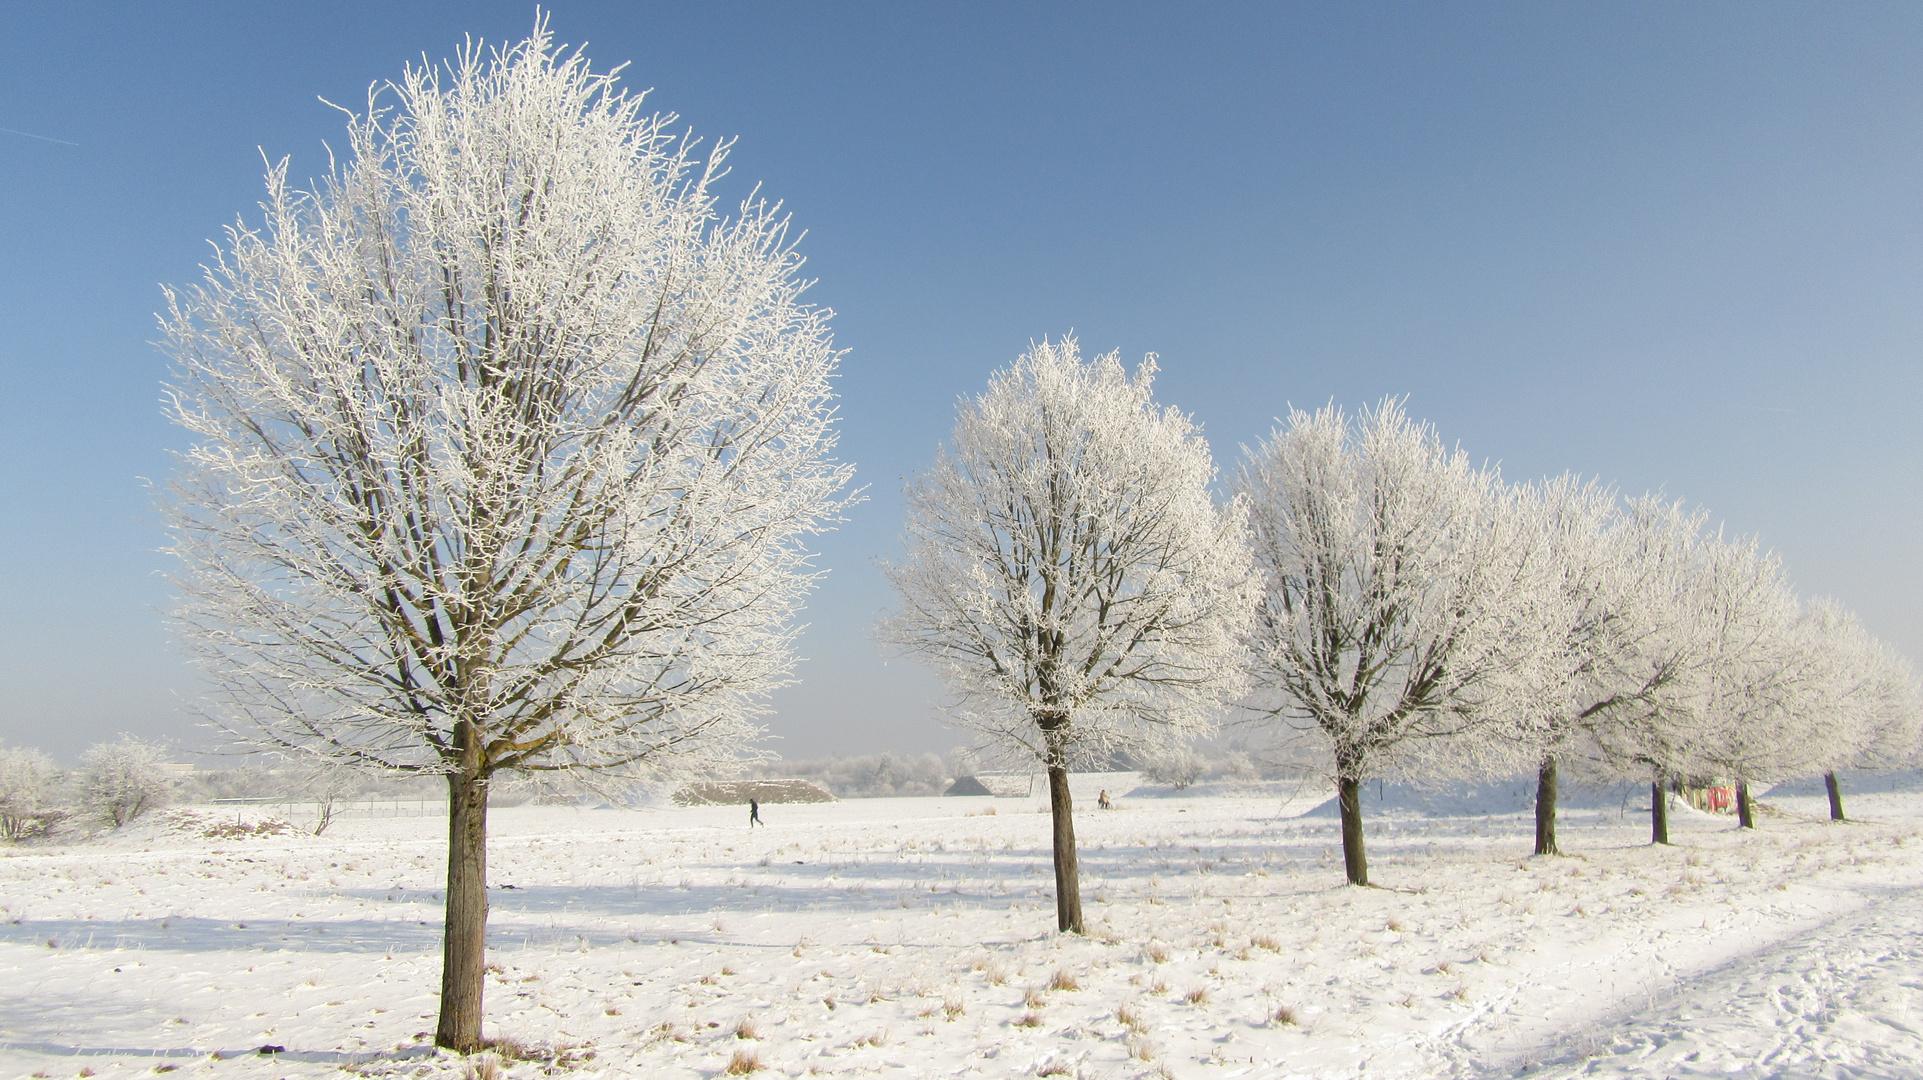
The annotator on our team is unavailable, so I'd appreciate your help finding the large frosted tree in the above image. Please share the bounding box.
[160,27,851,1051]
[882,338,1259,934]
[1235,400,1559,886]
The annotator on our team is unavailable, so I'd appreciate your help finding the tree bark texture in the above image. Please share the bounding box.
[1650,772,1670,846]
[1736,779,1755,830]
[1338,776,1369,886]
[1825,771,1846,822]
[1534,753,1560,857]
[1045,763,1084,934]
[437,768,490,1052]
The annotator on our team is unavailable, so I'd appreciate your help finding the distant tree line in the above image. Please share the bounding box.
[741,752,954,799]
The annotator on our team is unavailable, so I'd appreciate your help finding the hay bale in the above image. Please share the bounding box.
[672,779,835,806]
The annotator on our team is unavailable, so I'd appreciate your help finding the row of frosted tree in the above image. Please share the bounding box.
[150,27,1919,1050]
[882,343,1922,911]
[1239,398,1921,879]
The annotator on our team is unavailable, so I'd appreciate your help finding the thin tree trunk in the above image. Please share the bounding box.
[1650,770,1670,846]
[1534,753,1560,857]
[1825,771,1846,822]
[1045,762,1084,934]
[437,767,490,1052]
[1338,776,1369,886]
[1735,779,1754,830]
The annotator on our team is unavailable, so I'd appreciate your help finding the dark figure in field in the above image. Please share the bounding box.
[1098,790,1112,810]
[749,798,762,827]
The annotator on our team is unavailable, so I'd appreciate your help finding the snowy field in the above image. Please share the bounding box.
[3,784,1921,1079]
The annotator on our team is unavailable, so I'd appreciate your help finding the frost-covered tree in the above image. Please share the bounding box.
[1587,530,1803,838]
[1236,400,1560,886]
[0,743,58,840]
[882,338,1259,933]
[1790,599,1922,821]
[1139,746,1205,789]
[77,737,172,828]
[1670,537,1806,830]
[159,27,851,1051]
[1526,489,1707,855]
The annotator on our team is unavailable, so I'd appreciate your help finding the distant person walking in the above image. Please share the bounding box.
[1098,790,1112,810]
[749,798,762,827]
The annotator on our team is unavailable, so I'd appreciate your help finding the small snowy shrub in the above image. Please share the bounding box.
[76,736,172,828]
[0,743,59,840]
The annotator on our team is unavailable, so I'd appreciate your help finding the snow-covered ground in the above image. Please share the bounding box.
[3,782,1920,1079]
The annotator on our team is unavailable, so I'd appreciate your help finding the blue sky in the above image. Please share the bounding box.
[3,3,1920,764]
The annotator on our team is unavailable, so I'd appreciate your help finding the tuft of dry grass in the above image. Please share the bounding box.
[1183,987,1209,1006]
[943,996,965,1021]
[478,1036,540,1061]
[1273,1003,1298,1025]
[724,1048,762,1075]
[853,1029,887,1048]
[1014,1011,1043,1028]
[645,1022,691,1045]
[1128,1034,1156,1061]
[734,1017,759,1040]
[1145,942,1170,964]
[1024,986,1047,1008]
[1117,1003,1147,1033]
[1047,968,1079,992]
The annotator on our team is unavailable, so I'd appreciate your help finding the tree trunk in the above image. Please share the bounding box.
[1650,770,1670,846]
[436,768,490,1052]
[1338,775,1369,886]
[1735,779,1754,830]
[1534,753,1560,857]
[1044,762,1084,934]
[1825,771,1846,822]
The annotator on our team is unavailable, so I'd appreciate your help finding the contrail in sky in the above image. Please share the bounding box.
[1,126,80,147]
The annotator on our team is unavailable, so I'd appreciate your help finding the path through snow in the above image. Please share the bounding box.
[1513,883,1923,1078]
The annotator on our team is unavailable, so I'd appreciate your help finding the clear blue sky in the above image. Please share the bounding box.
[3,3,1920,764]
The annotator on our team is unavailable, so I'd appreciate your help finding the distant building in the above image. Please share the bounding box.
[943,775,994,796]
[968,773,1036,797]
